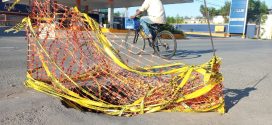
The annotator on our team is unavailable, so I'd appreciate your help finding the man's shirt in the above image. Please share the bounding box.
[139,0,166,24]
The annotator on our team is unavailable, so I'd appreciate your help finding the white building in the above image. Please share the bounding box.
[213,16,225,24]
[183,16,225,24]
[184,17,207,24]
[260,14,272,40]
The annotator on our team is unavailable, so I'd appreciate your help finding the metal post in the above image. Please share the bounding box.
[203,0,216,57]
[84,5,89,13]
[76,0,81,11]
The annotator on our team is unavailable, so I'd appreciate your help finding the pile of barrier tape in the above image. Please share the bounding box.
[7,0,225,116]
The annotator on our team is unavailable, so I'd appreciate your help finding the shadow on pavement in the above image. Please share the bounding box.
[224,73,269,112]
[172,49,215,60]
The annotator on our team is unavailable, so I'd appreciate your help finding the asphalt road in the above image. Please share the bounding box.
[0,36,272,125]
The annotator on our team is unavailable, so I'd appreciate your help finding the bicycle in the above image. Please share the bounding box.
[125,18,177,59]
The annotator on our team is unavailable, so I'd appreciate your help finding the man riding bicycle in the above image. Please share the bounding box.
[131,0,166,39]
[127,0,176,59]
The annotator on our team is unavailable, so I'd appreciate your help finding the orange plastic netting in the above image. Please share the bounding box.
[7,0,225,116]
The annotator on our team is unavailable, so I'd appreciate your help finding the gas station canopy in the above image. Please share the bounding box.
[7,0,193,9]
[2,0,194,28]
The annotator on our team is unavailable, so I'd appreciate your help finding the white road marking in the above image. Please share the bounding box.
[0,47,17,49]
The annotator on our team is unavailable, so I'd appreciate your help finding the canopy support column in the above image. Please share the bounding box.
[125,7,128,17]
[108,3,114,28]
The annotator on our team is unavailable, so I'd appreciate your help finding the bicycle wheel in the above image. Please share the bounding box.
[125,30,145,55]
[154,30,177,59]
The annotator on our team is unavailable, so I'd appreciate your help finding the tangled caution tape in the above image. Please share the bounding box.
[8,0,225,116]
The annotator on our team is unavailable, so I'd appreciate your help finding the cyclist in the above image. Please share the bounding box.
[130,0,166,39]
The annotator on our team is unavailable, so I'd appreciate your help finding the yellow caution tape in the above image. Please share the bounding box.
[14,6,225,116]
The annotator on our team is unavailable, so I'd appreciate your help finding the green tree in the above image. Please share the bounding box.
[200,5,207,17]
[210,7,220,17]
[200,5,220,19]
[179,17,184,24]
[167,16,176,24]
[220,1,231,23]
[114,12,121,17]
[200,2,230,23]
[247,0,268,38]
[247,0,268,24]
[175,14,184,24]
[166,17,171,23]
[176,14,180,24]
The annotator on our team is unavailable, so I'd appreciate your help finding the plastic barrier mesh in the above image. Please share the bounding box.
[8,0,225,116]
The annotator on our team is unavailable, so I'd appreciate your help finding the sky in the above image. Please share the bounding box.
[116,0,272,17]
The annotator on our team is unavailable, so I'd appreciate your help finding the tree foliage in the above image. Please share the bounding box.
[160,23,184,34]
[200,2,229,21]
[200,5,220,19]
[247,0,268,24]
[220,1,231,22]
[114,12,121,17]
[166,15,184,24]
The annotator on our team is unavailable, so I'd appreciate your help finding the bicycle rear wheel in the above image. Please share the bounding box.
[154,30,177,59]
[125,30,145,55]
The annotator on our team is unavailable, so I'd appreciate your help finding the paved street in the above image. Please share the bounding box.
[0,36,272,125]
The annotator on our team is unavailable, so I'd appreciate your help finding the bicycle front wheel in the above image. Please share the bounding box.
[125,30,145,55]
[154,30,177,59]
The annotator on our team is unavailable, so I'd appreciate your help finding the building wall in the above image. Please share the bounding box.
[175,24,257,38]
[260,14,272,39]
[184,18,208,24]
